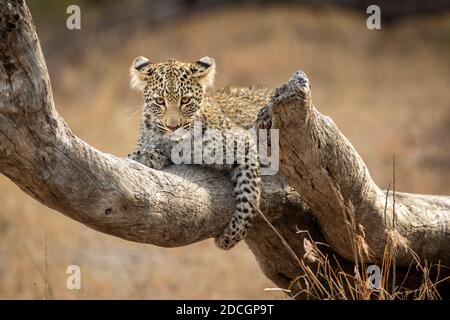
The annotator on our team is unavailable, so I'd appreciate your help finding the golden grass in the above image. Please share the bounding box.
[258,199,448,300]
[0,5,449,299]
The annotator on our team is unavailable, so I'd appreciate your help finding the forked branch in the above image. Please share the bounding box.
[1,0,449,296]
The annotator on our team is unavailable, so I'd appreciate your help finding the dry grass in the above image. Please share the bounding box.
[0,5,449,299]
[257,156,449,300]
[290,230,448,300]
[259,198,448,300]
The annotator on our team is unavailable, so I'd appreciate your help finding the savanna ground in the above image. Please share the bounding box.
[0,3,449,299]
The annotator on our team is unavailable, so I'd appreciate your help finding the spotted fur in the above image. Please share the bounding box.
[127,56,271,250]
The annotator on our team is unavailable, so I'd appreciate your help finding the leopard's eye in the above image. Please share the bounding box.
[155,97,165,105]
[181,96,191,104]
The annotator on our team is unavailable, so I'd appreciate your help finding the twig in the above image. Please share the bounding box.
[392,154,396,296]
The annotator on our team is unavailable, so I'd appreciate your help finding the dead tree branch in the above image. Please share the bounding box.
[1,0,449,297]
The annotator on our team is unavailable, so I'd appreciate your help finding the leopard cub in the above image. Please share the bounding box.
[128,56,269,250]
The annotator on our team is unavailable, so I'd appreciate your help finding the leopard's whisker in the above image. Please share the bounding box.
[118,103,144,115]
[113,106,144,132]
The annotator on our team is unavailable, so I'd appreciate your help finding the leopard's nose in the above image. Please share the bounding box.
[167,124,181,131]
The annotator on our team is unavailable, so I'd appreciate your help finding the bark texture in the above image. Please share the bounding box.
[260,72,450,266]
[1,0,449,297]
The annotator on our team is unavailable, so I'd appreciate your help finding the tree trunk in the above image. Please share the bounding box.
[1,0,449,298]
[261,71,450,266]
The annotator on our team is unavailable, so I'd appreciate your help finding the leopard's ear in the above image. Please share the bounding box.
[130,56,151,91]
[192,56,216,89]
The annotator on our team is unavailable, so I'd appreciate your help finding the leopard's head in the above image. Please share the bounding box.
[130,56,215,136]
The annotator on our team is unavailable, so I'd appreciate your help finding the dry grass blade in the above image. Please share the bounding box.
[259,195,448,300]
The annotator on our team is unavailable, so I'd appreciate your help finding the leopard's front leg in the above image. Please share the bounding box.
[127,146,169,170]
[214,135,261,250]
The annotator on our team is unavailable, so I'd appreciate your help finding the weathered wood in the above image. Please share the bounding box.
[1,0,449,297]
[0,1,318,289]
[263,71,450,266]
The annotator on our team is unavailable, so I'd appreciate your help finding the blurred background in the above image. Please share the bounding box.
[0,0,449,299]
